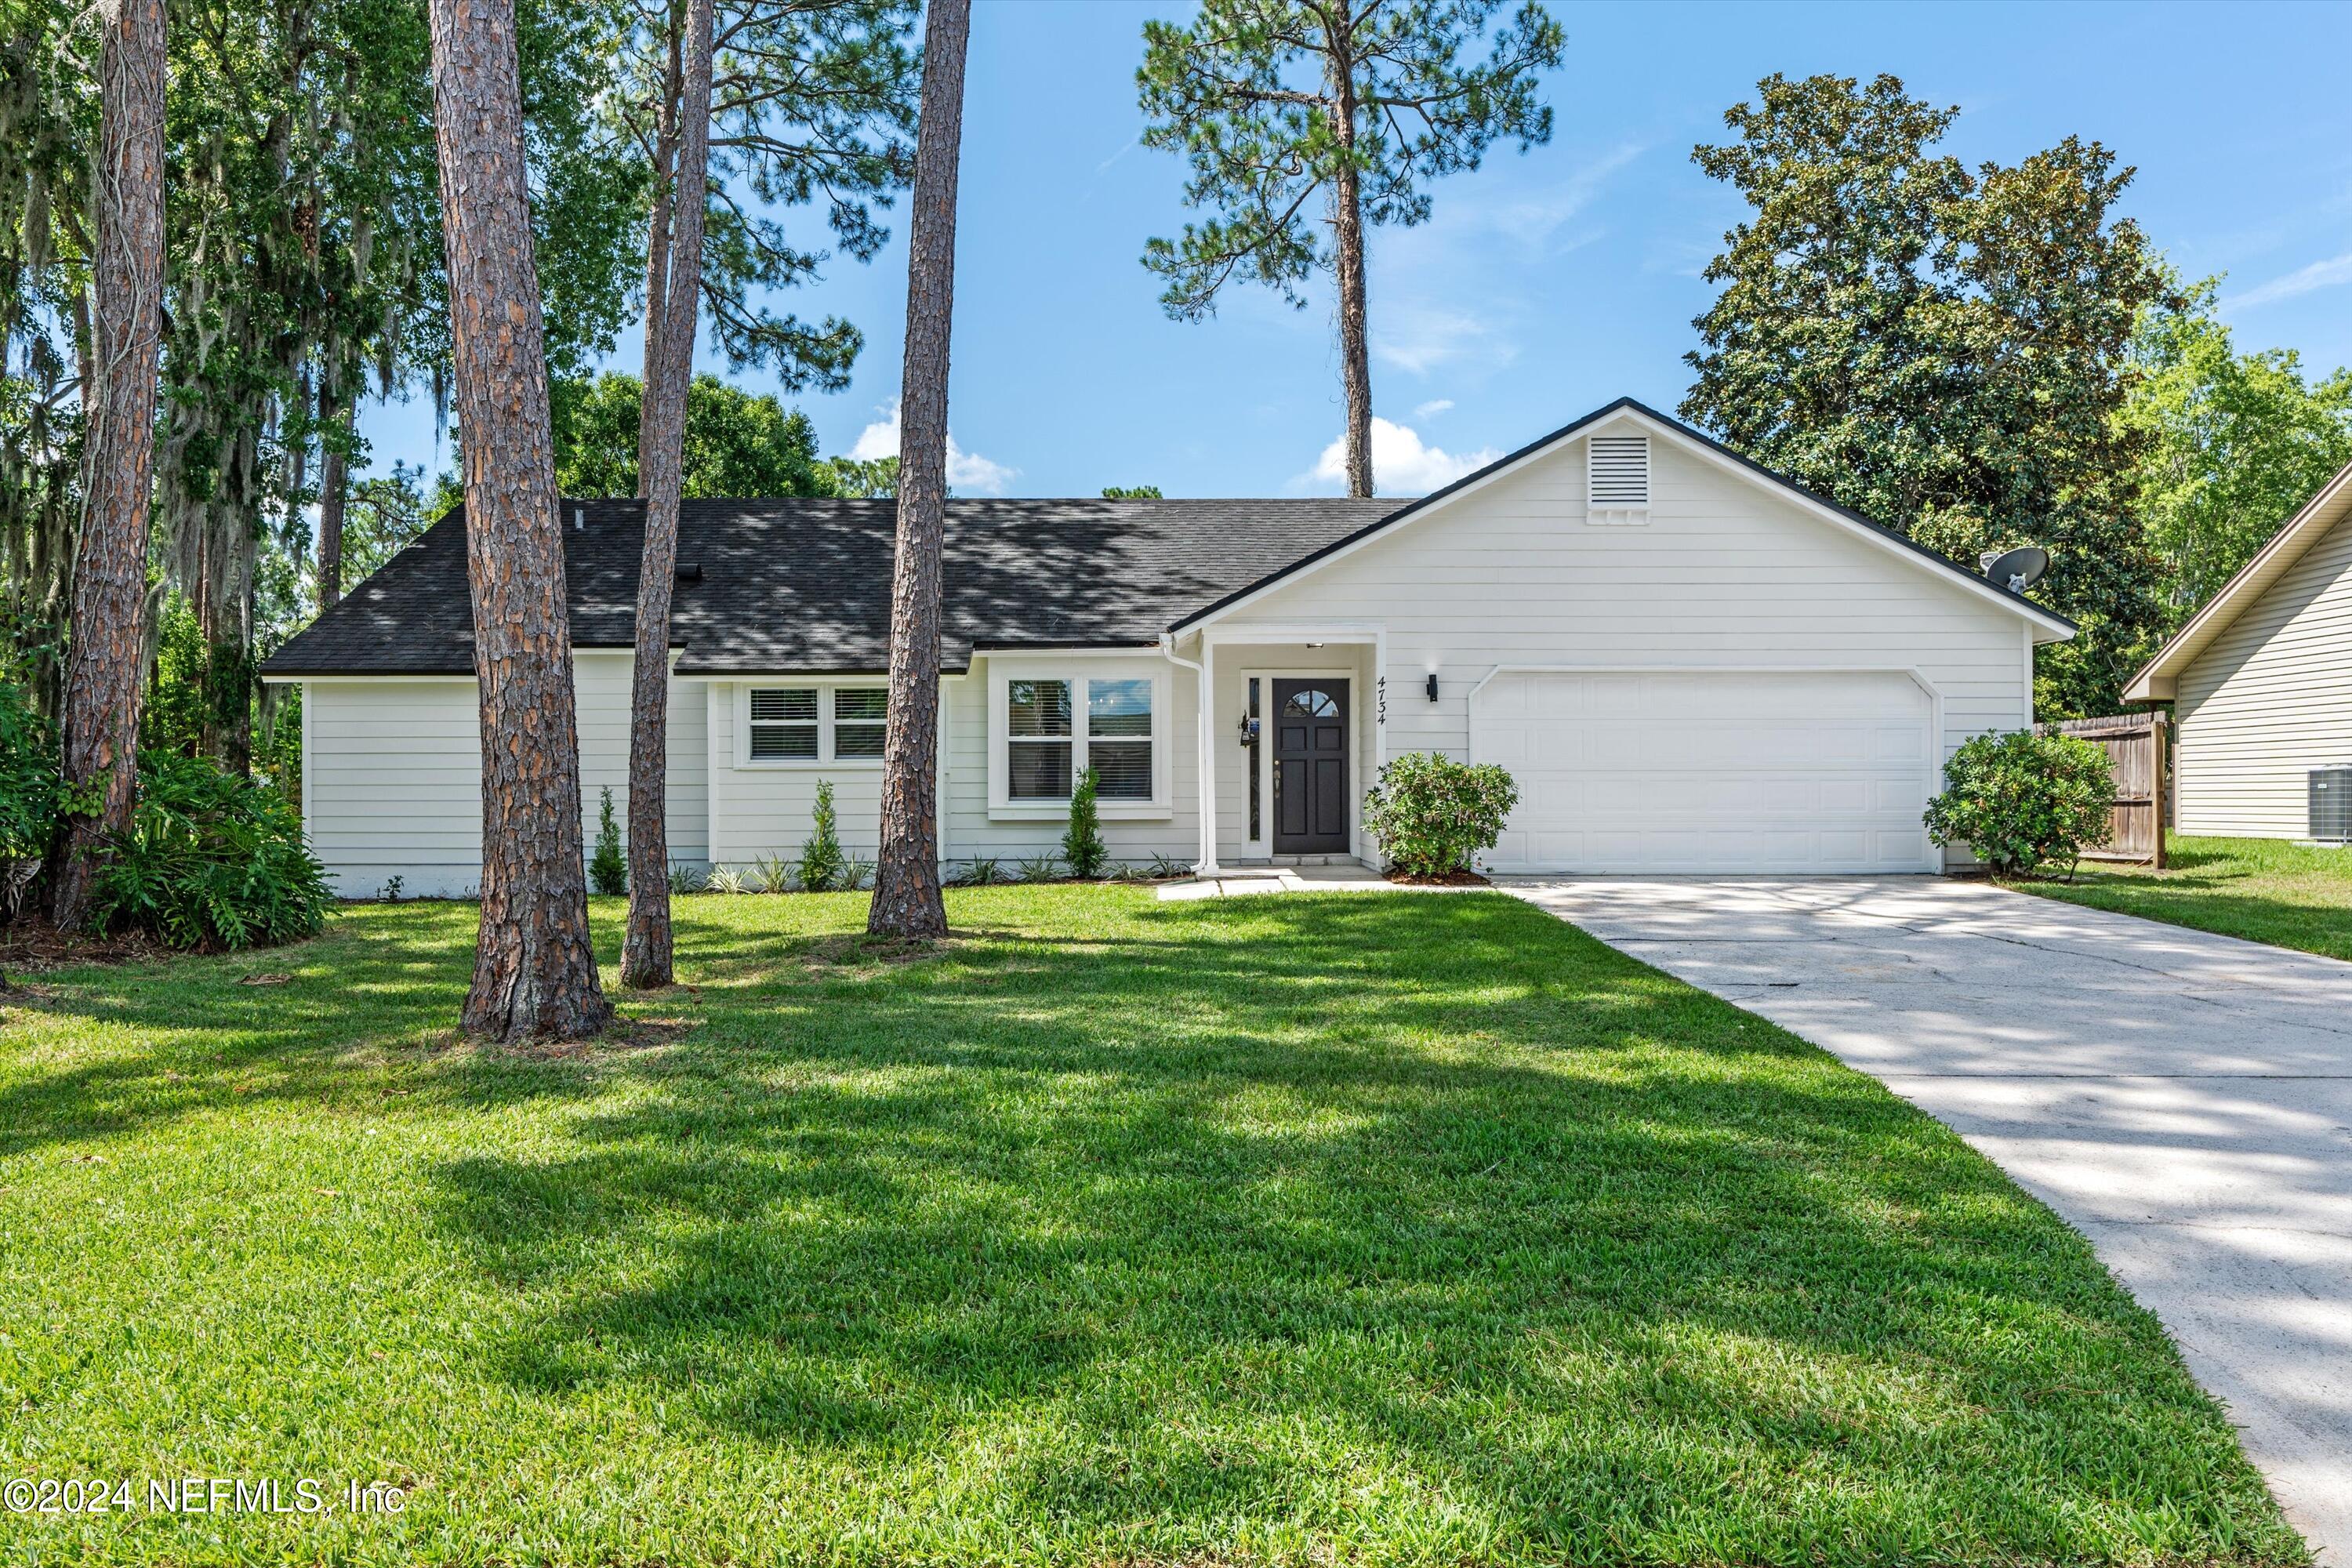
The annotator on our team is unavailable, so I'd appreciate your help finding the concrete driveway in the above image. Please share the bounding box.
[1504,876,2352,1561]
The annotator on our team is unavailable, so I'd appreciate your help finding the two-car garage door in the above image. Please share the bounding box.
[1472,670,1937,873]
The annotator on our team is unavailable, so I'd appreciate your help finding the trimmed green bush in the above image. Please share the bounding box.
[89,754,330,949]
[1924,729,2117,877]
[590,787,628,895]
[800,779,845,892]
[1062,767,1107,879]
[1363,751,1519,877]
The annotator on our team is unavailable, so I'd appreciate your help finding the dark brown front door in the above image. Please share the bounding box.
[1272,679,1348,854]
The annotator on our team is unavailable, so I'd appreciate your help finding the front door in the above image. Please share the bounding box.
[1272,678,1349,854]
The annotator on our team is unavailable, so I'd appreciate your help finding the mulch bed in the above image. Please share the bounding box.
[0,918,174,976]
[1385,869,1492,887]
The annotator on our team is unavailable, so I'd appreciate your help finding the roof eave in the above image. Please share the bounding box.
[2121,459,2352,705]
[1173,397,2078,641]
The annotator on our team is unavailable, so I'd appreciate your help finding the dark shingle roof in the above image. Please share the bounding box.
[261,495,1405,677]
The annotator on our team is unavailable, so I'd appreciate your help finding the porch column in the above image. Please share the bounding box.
[1196,637,1218,874]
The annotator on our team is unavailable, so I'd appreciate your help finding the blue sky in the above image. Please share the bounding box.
[359,0,2352,499]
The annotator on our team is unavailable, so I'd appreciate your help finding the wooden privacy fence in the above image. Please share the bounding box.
[2038,712,2169,867]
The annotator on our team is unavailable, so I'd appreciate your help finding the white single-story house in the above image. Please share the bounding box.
[2124,461,2352,840]
[261,398,2074,897]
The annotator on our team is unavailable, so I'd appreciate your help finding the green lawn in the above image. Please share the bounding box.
[0,888,2303,1566]
[2015,833,2352,960]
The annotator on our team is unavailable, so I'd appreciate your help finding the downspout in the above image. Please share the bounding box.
[1160,630,1214,874]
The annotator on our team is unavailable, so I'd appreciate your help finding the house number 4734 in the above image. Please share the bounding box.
[1376,675,1387,726]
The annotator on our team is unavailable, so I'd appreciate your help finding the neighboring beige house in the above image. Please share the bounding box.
[2125,463,2352,840]
[262,399,2073,896]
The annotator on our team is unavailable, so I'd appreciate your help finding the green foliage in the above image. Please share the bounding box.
[1062,768,1108,880]
[1922,730,2117,878]
[1362,750,1519,877]
[621,0,919,385]
[799,779,846,892]
[1138,0,1563,318]
[1680,73,2172,718]
[1015,851,1062,884]
[88,754,331,949]
[590,788,628,896]
[0,678,60,866]
[751,854,793,894]
[821,454,899,499]
[1100,485,1163,499]
[2121,272,2352,630]
[549,372,837,498]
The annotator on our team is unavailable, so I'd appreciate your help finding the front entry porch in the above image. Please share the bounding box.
[1181,626,1387,876]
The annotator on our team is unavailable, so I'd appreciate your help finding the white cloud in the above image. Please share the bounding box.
[1411,398,1454,420]
[2227,250,2352,312]
[1372,303,1512,376]
[1301,417,1500,497]
[1441,140,1645,254]
[848,399,1016,495]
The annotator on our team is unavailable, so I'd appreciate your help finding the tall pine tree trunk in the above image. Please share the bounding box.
[318,376,348,609]
[429,0,611,1040]
[633,13,682,495]
[867,0,969,941]
[619,0,713,989]
[52,0,165,931]
[1327,53,1372,499]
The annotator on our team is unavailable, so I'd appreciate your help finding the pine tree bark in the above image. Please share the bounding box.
[1327,47,1373,499]
[429,0,612,1040]
[318,377,349,609]
[52,0,166,931]
[867,0,968,941]
[633,11,683,495]
[619,0,713,989]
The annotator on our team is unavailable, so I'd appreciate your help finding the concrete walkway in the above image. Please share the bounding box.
[1504,876,2352,1561]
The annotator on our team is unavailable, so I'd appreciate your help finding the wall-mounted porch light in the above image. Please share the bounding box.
[1425,672,1439,702]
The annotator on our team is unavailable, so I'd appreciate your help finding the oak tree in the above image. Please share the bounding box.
[427,0,611,1039]
[866,0,967,941]
[1681,73,2173,717]
[2120,272,2352,628]
[1138,0,1561,497]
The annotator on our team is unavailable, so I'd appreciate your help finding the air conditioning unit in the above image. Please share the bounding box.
[2311,766,2352,844]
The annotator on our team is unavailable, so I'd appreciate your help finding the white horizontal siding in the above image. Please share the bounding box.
[2174,510,2352,837]
[303,658,710,898]
[1210,427,2034,866]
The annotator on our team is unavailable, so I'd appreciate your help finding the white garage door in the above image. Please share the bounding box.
[1473,670,1936,873]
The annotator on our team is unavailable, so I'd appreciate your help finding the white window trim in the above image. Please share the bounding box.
[732,677,892,768]
[988,659,1172,820]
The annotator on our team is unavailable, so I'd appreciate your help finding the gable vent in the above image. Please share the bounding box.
[1588,434,1650,513]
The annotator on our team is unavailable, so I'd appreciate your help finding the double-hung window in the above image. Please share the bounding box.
[1007,679,1075,799]
[1000,672,1160,807]
[743,683,888,764]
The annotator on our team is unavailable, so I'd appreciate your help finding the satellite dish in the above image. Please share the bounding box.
[1984,546,2049,594]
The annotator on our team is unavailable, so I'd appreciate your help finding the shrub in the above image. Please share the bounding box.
[1924,729,2117,877]
[1015,852,1062,884]
[589,787,628,895]
[1362,752,1519,877]
[800,779,845,892]
[1062,767,1107,879]
[0,681,60,909]
[89,754,330,949]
